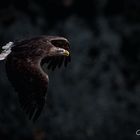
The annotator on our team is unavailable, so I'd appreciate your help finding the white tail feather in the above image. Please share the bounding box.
[0,42,13,60]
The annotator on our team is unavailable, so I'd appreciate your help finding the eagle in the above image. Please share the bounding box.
[0,36,71,122]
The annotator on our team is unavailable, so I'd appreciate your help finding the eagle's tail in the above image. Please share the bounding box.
[0,42,13,60]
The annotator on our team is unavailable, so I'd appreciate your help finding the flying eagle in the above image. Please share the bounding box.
[0,36,71,122]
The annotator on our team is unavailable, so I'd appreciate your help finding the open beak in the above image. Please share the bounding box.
[63,50,69,56]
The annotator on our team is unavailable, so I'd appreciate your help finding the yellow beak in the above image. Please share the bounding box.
[63,50,69,56]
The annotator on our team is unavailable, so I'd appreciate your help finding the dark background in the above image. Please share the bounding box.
[0,0,140,139]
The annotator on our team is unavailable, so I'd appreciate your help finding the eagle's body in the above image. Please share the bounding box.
[0,36,71,122]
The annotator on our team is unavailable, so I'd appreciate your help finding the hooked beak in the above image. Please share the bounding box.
[63,50,69,56]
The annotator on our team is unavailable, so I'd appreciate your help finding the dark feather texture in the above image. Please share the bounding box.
[5,36,71,122]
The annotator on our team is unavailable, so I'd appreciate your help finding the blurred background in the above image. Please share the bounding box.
[0,0,140,139]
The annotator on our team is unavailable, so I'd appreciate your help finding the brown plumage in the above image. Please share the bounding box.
[1,36,71,122]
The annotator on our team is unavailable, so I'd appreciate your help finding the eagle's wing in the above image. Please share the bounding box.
[5,53,49,122]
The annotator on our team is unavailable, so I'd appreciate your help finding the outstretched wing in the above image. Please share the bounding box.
[5,53,49,122]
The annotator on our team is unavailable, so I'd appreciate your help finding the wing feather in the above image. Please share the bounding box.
[51,57,58,71]
[6,53,49,122]
[58,56,64,68]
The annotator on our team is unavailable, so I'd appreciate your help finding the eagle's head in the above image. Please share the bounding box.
[46,36,70,57]
[39,36,71,70]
